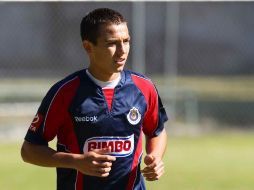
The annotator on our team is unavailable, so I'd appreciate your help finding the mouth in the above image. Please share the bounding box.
[114,58,126,65]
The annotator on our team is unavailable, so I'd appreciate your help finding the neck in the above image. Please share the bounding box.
[88,67,120,82]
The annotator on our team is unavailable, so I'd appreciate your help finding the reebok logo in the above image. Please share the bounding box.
[74,116,98,122]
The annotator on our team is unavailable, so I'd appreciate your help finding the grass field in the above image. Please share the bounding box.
[1,132,254,190]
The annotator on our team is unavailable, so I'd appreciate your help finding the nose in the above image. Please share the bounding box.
[117,42,126,55]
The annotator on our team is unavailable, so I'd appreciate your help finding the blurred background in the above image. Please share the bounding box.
[0,1,253,190]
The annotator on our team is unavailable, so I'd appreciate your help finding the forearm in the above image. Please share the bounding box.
[21,140,116,177]
[145,128,167,158]
[142,129,167,181]
[21,140,80,169]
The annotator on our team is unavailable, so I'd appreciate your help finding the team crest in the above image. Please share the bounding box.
[127,107,141,125]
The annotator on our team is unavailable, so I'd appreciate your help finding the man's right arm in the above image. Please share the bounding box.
[21,140,116,177]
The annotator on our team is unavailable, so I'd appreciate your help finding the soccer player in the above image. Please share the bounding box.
[21,8,168,190]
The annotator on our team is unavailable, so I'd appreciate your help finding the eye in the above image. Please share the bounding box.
[123,39,130,44]
[107,42,116,46]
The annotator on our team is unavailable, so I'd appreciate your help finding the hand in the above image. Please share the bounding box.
[141,154,164,181]
[73,148,116,177]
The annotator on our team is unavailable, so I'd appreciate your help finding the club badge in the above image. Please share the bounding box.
[127,107,141,125]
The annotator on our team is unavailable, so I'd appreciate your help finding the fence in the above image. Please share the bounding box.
[1,2,254,137]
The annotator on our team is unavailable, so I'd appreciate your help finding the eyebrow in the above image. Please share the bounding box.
[105,37,131,42]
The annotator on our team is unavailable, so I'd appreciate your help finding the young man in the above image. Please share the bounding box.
[21,8,168,190]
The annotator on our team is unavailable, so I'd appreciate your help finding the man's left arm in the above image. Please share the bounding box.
[142,128,167,181]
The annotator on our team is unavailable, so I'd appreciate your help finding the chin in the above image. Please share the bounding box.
[115,65,125,72]
[116,67,124,73]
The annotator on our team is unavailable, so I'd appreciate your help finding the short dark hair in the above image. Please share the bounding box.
[80,8,126,44]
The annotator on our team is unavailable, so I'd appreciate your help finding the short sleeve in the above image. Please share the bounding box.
[131,73,168,137]
[153,94,168,136]
[25,82,65,145]
[142,88,168,137]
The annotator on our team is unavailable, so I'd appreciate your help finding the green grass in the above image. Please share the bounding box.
[0,142,55,189]
[146,132,254,190]
[1,132,254,190]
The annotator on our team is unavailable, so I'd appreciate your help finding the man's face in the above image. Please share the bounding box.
[86,23,130,81]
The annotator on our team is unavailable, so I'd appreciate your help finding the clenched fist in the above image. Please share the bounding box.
[141,154,164,181]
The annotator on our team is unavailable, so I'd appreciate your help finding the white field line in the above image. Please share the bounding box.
[0,102,40,142]
[0,102,40,117]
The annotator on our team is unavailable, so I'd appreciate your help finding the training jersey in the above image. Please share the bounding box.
[25,69,168,190]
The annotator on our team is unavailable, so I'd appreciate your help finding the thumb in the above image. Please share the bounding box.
[144,154,155,166]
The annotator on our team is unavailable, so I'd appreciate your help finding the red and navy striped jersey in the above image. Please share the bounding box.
[25,69,168,190]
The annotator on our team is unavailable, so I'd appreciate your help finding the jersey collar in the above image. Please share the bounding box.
[82,69,126,89]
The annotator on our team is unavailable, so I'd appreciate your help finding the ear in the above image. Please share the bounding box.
[83,40,93,54]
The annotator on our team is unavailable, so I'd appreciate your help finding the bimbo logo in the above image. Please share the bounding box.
[83,134,134,157]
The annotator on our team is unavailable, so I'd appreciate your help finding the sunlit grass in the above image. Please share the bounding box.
[146,132,254,190]
[0,142,55,190]
[1,132,254,190]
